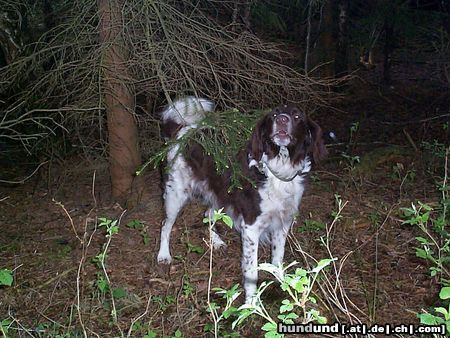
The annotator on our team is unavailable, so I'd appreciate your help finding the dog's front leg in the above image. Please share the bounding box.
[241,225,261,304]
[271,223,290,266]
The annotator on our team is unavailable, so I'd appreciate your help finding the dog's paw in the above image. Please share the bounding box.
[157,250,172,264]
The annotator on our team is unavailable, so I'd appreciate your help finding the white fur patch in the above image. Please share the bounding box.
[161,96,215,125]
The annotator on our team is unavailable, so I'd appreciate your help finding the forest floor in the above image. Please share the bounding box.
[0,66,449,337]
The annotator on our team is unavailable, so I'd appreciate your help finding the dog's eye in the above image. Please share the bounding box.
[294,115,300,119]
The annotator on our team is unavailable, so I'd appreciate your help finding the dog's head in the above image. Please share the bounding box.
[249,104,327,165]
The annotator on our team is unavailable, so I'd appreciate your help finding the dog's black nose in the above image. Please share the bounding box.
[275,114,289,125]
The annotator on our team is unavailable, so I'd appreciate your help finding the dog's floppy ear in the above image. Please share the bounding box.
[307,118,327,164]
[248,115,269,162]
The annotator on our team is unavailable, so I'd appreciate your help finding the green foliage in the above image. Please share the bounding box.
[401,197,450,279]
[0,319,12,338]
[209,259,333,338]
[142,330,157,338]
[112,287,127,299]
[130,322,183,338]
[0,269,13,286]
[98,217,119,237]
[186,242,205,255]
[207,283,242,336]
[163,329,183,338]
[141,109,265,191]
[391,163,416,184]
[203,208,234,229]
[298,219,326,233]
[127,219,150,245]
[418,286,450,334]
[422,141,448,159]
[401,151,449,333]
[182,275,195,297]
[151,295,176,312]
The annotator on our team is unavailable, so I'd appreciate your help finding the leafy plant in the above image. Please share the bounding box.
[0,319,12,338]
[418,286,450,335]
[151,295,176,312]
[127,219,150,245]
[202,208,233,229]
[204,208,235,338]
[401,148,449,334]
[401,199,449,279]
[182,274,195,297]
[208,259,333,338]
[298,219,326,233]
[0,269,13,287]
[186,242,205,255]
[92,217,122,325]
[232,260,332,338]
[207,284,242,337]
[163,329,183,338]
[340,153,360,171]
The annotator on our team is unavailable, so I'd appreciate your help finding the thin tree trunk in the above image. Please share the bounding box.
[304,0,313,74]
[334,0,348,77]
[319,0,335,78]
[382,20,394,84]
[98,0,142,205]
[242,1,252,31]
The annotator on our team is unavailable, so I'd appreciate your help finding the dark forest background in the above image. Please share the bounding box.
[1,0,448,202]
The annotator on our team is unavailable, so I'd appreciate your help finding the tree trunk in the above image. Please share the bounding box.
[242,1,252,31]
[382,20,394,84]
[316,0,334,78]
[382,1,396,85]
[98,0,142,205]
[304,0,314,74]
[334,0,348,77]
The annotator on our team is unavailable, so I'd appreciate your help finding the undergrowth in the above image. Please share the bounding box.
[402,146,450,335]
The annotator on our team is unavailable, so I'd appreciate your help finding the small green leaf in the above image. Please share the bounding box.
[415,236,430,244]
[207,302,219,313]
[127,219,145,229]
[131,321,142,331]
[416,248,430,260]
[222,215,233,228]
[187,243,204,254]
[419,313,438,325]
[439,287,450,300]
[264,330,282,338]
[112,287,126,299]
[0,269,13,286]
[280,299,294,313]
[143,330,157,338]
[223,306,239,319]
[261,322,277,332]
[203,323,214,332]
[311,258,335,273]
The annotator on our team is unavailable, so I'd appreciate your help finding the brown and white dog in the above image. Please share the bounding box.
[157,97,326,303]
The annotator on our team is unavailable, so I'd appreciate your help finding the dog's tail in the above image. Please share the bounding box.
[161,96,215,126]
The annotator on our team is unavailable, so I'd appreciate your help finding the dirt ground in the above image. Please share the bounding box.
[0,68,449,337]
